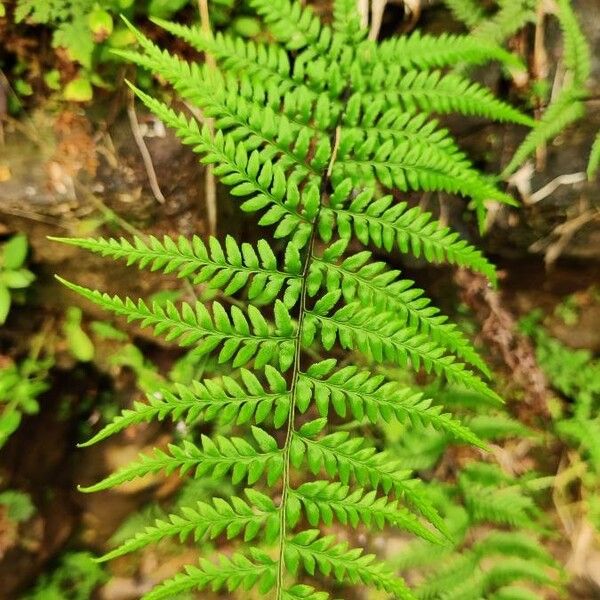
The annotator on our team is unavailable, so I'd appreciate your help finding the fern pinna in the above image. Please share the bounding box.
[53,1,530,598]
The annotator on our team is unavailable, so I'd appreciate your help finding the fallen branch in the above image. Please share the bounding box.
[127,92,165,205]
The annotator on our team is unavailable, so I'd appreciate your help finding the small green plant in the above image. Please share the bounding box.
[52,0,535,596]
[394,478,560,600]
[522,311,600,532]
[63,306,95,362]
[386,380,561,599]
[25,551,106,600]
[0,233,35,325]
[12,0,198,100]
[0,356,51,448]
[0,488,36,523]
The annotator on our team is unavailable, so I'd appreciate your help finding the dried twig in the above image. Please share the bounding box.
[126,92,165,205]
[369,0,387,40]
[534,209,600,267]
[527,171,587,204]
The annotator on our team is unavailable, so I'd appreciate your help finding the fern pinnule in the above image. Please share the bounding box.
[55,1,522,596]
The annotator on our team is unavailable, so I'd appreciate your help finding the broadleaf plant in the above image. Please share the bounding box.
[53,0,531,597]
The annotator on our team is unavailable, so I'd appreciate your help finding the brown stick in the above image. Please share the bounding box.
[127,92,166,205]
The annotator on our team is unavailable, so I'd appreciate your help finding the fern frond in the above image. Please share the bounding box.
[474,531,556,565]
[287,530,415,599]
[144,549,276,600]
[53,235,303,306]
[80,429,283,493]
[484,557,553,588]
[148,18,300,94]
[298,361,484,445]
[116,27,330,181]
[359,70,534,125]
[345,104,467,163]
[443,0,486,28]
[283,584,337,600]
[413,552,479,599]
[366,30,522,70]
[502,89,585,177]
[291,480,443,543]
[249,0,331,52]
[57,277,296,370]
[557,416,600,471]
[490,585,540,600]
[341,106,514,207]
[79,366,290,447]
[471,0,536,45]
[304,299,500,402]
[128,85,317,247]
[556,0,591,88]
[310,243,488,374]
[100,489,279,562]
[335,126,515,206]
[462,483,538,527]
[467,414,532,440]
[322,183,497,283]
[55,1,522,595]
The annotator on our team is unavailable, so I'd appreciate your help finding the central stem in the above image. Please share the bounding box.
[274,128,341,598]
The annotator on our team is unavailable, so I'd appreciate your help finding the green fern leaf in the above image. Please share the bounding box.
[303,301,500,402]
[472,0,536,45]
[502,88,585,177]
[79,366,290,447]
[52,235,303,306]
[56,277,296,370]
[79,430,283,493]
[100,490,279,562]
[283,584,339,600]
[367,30,523,70]
[322,184,498,283]
[291,480,443,543]
[144,549,276,599]
[310,246,489,374]
[332,0,365,44]
[443,0,486,28]
[298,361,485,445]
[360,70,534,125]
[291,424,448,535]
[556,0,591,88]
[491,585,542,600]
[249,0,330,52]
[287,530,415,599]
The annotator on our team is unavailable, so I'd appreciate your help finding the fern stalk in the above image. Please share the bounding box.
[275,124,342,596]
